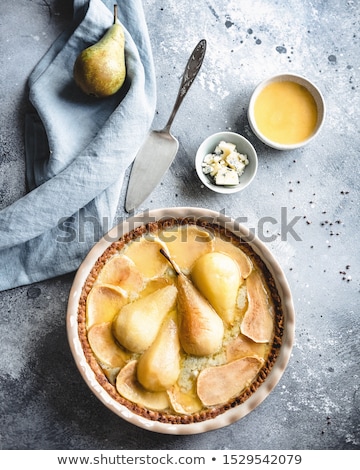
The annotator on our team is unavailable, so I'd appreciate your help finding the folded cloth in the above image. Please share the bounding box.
[0,0,156,291]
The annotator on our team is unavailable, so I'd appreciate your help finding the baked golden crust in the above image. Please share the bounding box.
[77,218,284,424]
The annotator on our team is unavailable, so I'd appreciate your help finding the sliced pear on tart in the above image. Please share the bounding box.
[197,356,263,407]
[86,284,128,329]
[168,384,203,415]
[116,360,170,411]
[96,254,144,297]
[213,236,253,279]
[122,237,169,279]
[136,311,181,392]
[87,322,129,368]
[160,249,224,356]
[163,225,214,273]
[241,270,274,343]
[102,366,122,386]
[138,277,172,298]
[226,334,269,362]
[112,285,178,353]
[191,252,242,325]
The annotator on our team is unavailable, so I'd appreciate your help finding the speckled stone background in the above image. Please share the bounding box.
[0,0,359,450]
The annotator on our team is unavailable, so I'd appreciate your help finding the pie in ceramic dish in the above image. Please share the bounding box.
[67,207,295,434]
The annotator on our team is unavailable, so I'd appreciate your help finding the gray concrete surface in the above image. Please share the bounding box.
[0,0,359,450]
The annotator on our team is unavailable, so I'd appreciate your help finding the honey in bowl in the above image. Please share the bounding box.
[253,80,318,145]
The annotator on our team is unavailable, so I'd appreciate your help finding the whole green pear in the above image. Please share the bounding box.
[73,5,126,98]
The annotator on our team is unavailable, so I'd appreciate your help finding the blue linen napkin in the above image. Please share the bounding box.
[0,0,156,291]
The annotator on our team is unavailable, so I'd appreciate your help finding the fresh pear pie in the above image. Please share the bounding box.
[77,218,284,424]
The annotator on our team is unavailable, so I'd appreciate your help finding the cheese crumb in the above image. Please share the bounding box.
[201,141,249,186]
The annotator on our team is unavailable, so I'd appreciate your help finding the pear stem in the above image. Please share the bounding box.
[113,4,118,24]
[160,248,181,276]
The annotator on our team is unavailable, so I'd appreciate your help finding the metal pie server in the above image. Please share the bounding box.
[125,39,207,212]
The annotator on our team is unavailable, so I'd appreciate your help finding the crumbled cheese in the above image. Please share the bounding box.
[202,164,213,175]
[201,140,249,186]
[215,167,239,185]
[236,284,247,311]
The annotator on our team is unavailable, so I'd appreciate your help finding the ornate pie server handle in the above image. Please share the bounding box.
[164,39,207,132]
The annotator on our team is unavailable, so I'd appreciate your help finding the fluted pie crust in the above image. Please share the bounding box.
[77,217,284,424]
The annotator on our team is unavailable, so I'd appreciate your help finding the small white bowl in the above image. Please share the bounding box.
[195,131,258,194]
[248,73,326,150]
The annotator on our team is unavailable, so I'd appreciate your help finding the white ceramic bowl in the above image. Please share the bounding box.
[248,73,326,150]
[195,131,258,194]
[67,207,295,435]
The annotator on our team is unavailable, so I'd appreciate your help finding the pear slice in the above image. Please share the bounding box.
[116,360,170,411]
[122,236,169,279]
[160,249,224,356]
[197,356,263,406]
[138,277,172,298]
[226,334,269,362]
[168,384,203,415]
[162,225,214,273]
[86,284,128,329]
[137,311,181,392]
[103,366,122,386]
[241,270,274,343]
[96,254,144,297]
[191,252,242,325]
[88,322,130,369]
[112,285,177,353]
[213,237,253,278]
[88,322,130,367]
